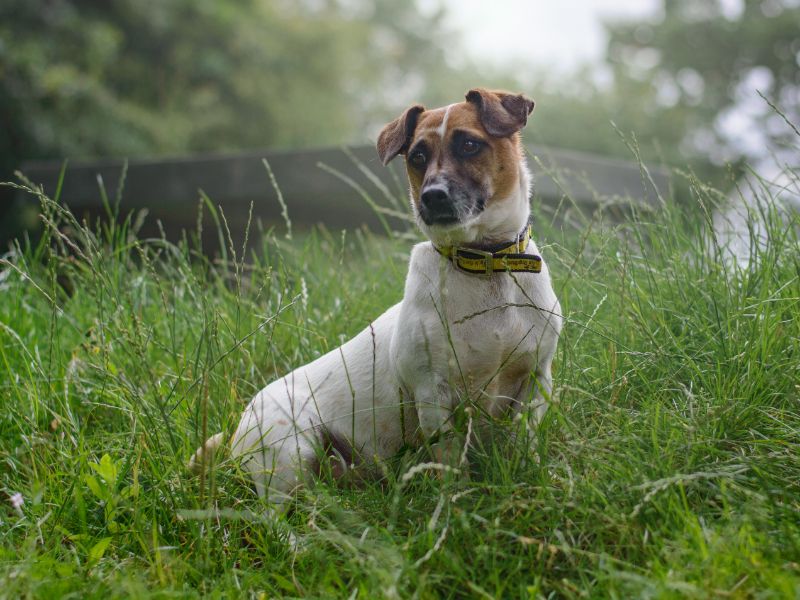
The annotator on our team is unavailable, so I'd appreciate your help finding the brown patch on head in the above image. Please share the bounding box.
[376,89,534,232]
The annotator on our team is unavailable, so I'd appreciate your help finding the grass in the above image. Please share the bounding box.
[1,158,799,599]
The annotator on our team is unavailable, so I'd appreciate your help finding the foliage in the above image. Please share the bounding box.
[0,0,451,172]
[1,156,799,597]
[605,0,800,164]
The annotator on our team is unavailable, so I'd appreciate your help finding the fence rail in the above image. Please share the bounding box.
[17,144,669,243]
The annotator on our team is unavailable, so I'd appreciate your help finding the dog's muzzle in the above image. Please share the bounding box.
[419,185,458,225]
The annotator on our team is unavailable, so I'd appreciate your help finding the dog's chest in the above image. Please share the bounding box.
[396,246,551,409]
[448,277,542,384]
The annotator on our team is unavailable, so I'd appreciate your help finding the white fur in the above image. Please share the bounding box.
[228,153,561,503]
[436,104,455,139]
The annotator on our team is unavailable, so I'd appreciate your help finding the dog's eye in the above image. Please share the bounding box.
[409,150,427,167]
[460,139,482,156]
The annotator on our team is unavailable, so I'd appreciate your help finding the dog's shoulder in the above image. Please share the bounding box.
[403,242,440,288]
[408,240,437,265]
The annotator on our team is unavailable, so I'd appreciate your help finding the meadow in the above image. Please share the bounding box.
[1,161,798,599]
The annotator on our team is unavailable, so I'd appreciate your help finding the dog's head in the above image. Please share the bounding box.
[377,88,534,245]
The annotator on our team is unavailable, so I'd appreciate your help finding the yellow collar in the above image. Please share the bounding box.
[433,225,542,275]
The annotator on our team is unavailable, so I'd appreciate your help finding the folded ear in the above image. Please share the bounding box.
[465,88,534,137]
[377,104,425,165]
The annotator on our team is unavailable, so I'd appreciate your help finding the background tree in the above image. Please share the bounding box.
[0,0,455,173]
[604,0,800,166]
[0,0,460,240]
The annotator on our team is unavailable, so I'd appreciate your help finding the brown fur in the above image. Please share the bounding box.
[378,89,534,225]
[377,104,425,166]
[306,426,380,489]
[465,88,534,137]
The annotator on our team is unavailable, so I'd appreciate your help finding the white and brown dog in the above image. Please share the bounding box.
[191,89,562,503]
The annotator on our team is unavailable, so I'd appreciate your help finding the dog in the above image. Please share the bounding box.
[190,88,562,504]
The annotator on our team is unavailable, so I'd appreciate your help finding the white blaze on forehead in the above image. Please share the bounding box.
[436,104,456,138]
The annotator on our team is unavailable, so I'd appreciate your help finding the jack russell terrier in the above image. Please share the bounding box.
[190,88,562,503]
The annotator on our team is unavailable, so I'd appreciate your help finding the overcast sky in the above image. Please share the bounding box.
[433,0,660,73]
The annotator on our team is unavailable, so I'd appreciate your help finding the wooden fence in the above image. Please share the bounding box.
[16,144,669,245]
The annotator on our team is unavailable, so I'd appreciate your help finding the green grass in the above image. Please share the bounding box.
[1,163,799,599]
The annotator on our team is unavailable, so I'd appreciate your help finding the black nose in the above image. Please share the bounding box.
[421,187,450,211]
[419,186,457,225]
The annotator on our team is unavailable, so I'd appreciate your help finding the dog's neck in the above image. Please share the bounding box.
[424,158,532,249]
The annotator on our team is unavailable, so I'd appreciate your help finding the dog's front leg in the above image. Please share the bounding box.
[413,378,464,468]
[393,293,466,470]
[509,358,555,464]
[529,362,553,424]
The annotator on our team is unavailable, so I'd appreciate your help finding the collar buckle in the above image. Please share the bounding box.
[453,246,494,275]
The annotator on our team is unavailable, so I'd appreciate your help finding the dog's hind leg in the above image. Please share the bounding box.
[187,432,227,474]
[234,426,314,503]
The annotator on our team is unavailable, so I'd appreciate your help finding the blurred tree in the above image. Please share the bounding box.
[0,0,453,173]
[604,0,800,165]
[0,0,461,241]
[521,70,687,165]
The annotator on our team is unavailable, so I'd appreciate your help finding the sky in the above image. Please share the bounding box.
[434,0,660,73]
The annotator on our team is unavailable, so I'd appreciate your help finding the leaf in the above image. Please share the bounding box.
[88,537,112,564]
[89,454,118,486]
[55,563,74,578]
[83,474,106,501]
[121,483,139,499]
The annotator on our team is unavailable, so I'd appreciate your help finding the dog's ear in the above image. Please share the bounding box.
[377,104,425,166]
[465,88,534,137]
